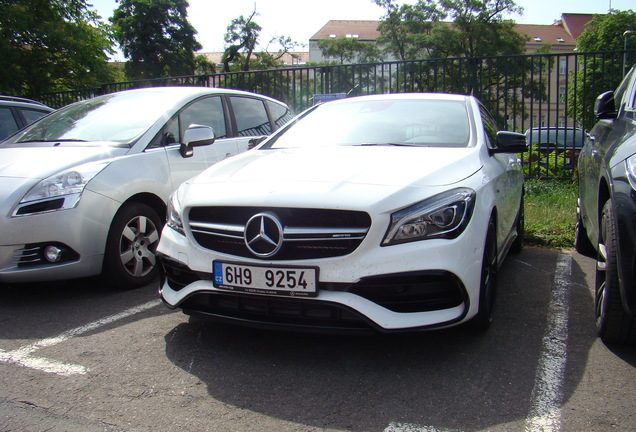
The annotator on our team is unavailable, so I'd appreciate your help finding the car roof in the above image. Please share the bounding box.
[334,93,471,103]
[0,95,53,110]
[111,86,288,107]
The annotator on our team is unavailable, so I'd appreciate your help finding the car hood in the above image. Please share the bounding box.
[183,146,483,209]
[0,146,126,179]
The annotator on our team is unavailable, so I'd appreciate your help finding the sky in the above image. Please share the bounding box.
[90,0,635,60]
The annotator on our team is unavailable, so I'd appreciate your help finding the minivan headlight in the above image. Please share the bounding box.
[21,160,111,204]
[382,188,476,246]
[14,160,111,215]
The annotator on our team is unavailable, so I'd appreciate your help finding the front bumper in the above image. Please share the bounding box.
[158,214,486,332]
[0,190,118,283]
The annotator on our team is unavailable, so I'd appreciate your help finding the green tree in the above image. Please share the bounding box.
[0,0,115,95]
[376,0,525,60]
[111,0,201,80]
[194,54,216,75]
[567,10,636,130]
[374,0,542,128]
[317,37,382,64]
[222,12,262,72]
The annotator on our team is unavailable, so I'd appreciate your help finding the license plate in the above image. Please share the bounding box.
[213,261,318,297]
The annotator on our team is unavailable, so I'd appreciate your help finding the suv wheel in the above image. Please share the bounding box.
[596,200,636,344]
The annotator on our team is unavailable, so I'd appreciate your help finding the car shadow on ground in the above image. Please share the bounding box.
[0,276,162,340]
[163,248,609,431]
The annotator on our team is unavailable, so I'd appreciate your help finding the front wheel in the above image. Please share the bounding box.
[510,197,524,254]
[103,202,163,289]
[595,200,636,344]
[469,217,498,330]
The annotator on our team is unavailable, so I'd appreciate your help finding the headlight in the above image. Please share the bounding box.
[382,188,476,246]
[21,160,111,204]
[166,190,185,236]
[14,160,111,215]
[626,154,636,190]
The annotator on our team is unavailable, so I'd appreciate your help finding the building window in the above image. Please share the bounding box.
[559,87,566,103]
[559,58,568,75]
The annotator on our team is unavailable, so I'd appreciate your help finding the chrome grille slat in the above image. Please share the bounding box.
[187,206,371,260]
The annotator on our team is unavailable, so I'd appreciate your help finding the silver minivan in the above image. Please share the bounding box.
[0,87,292,288]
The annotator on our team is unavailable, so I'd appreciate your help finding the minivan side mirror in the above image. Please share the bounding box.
[180,124,216,158]
[594,91,617,120]
[491,131,528,154]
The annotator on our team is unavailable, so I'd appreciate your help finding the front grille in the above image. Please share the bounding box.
[187,206,371,260]
[340,271,466,313]
[160,257,210,291]
[181,292,378,333]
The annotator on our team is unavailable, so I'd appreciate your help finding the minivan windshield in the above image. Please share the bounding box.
[2,91,179,147]
[264,98,471,149]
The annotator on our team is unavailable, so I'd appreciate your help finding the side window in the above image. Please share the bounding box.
[267,101,293,130]
[230,97,272,136]
[480,104,499,148]
[180,96,227,139]
[0,107,19,141]
[21,108,50,126]
[614,66,635,113]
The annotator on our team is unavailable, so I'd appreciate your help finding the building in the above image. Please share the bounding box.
[309,14,595,63]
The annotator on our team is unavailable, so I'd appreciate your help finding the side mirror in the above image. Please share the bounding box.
[594,91,617,120]
[491,131,528,154]
[180,124,215,158]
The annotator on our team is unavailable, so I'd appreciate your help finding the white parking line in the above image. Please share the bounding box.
[385,253,572,432]
[385,423,462,432]
[0,299,160,377]
[525,253,571,432]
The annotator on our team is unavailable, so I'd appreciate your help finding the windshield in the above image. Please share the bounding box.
[3,91,178,147]
[265,98,471,149]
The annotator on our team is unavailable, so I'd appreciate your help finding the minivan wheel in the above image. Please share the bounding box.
[596,200,636,344]
[104,202,163,289]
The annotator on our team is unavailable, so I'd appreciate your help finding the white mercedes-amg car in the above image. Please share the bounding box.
[157,93,527,333]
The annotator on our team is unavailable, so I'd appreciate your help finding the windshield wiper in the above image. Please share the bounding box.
[18,139,89,143]
[359,142,416,147]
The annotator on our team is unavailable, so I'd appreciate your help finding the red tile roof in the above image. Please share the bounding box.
[561,13,596,39]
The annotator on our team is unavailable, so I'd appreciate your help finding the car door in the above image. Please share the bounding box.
[581,67,636,238]
[480,104,523,245]
[162,95,237,189]
[226,96,275,153]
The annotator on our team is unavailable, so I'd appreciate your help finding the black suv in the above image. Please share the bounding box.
[576,64,636,344]
[0,96,54,141]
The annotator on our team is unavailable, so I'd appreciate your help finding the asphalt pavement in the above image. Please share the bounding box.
[1,247,635,432]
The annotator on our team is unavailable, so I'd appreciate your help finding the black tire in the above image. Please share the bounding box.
[596,200,636,344]
[469,217,498,330]
[103,202,163,289]
[510,196,524,254]
[574,207,596,257]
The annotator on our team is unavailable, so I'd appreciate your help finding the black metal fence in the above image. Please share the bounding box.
[30,49,635,179]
